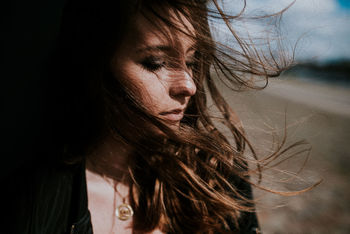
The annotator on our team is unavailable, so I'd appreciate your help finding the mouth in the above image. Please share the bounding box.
[159,109,184,122]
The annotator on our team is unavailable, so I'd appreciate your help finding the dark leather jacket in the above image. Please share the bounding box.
[3,161,260,234]
[3,161,92,234]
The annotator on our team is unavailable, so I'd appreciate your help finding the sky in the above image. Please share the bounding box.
[213,0,350,62]
[338,0,350,8]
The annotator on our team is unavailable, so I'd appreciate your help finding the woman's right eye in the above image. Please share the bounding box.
[140,56,166,72]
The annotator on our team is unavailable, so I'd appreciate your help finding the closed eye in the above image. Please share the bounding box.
[185,50,198,71]
[186,61,196,70]
[140,56,166,72]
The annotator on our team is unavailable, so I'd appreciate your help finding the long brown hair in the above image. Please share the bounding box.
[57,0,309,233]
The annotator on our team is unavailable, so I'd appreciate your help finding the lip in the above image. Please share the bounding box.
[159,109,184,122]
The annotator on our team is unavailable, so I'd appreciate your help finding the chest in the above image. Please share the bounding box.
[86,170,164,234]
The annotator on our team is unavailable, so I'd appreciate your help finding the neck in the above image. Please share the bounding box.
[86,134,132,183]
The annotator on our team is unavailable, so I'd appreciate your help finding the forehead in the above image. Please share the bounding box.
[126,9,196,53]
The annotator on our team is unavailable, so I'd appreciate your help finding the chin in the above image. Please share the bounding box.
[168,121,181,130]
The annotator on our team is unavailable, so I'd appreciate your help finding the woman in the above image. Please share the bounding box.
[7,0,293,233]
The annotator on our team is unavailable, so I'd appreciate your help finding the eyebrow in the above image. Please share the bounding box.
[136,45,172,53]
[136,44,196,54]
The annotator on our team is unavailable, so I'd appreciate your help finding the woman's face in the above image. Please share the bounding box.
[111,11,197,127]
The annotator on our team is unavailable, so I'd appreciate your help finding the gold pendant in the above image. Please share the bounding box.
[115,203,134,221]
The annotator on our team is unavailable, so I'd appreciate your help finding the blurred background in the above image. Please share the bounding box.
[212,0,350,233]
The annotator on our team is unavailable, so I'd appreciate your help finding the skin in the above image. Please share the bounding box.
[87,10,197,234]
[111,11,197,127]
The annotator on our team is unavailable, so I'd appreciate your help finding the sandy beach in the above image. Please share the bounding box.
[212,75,350,233]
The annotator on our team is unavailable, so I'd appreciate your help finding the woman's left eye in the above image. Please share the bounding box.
[186,61,196,70]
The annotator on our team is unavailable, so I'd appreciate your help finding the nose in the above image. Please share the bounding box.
[168,70,196,99]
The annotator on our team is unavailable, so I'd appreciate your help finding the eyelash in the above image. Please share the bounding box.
[140,56,196,72]
[186,61,196,70]
[140,56,166,72]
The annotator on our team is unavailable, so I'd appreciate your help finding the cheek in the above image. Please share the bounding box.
[117,63,169,113]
